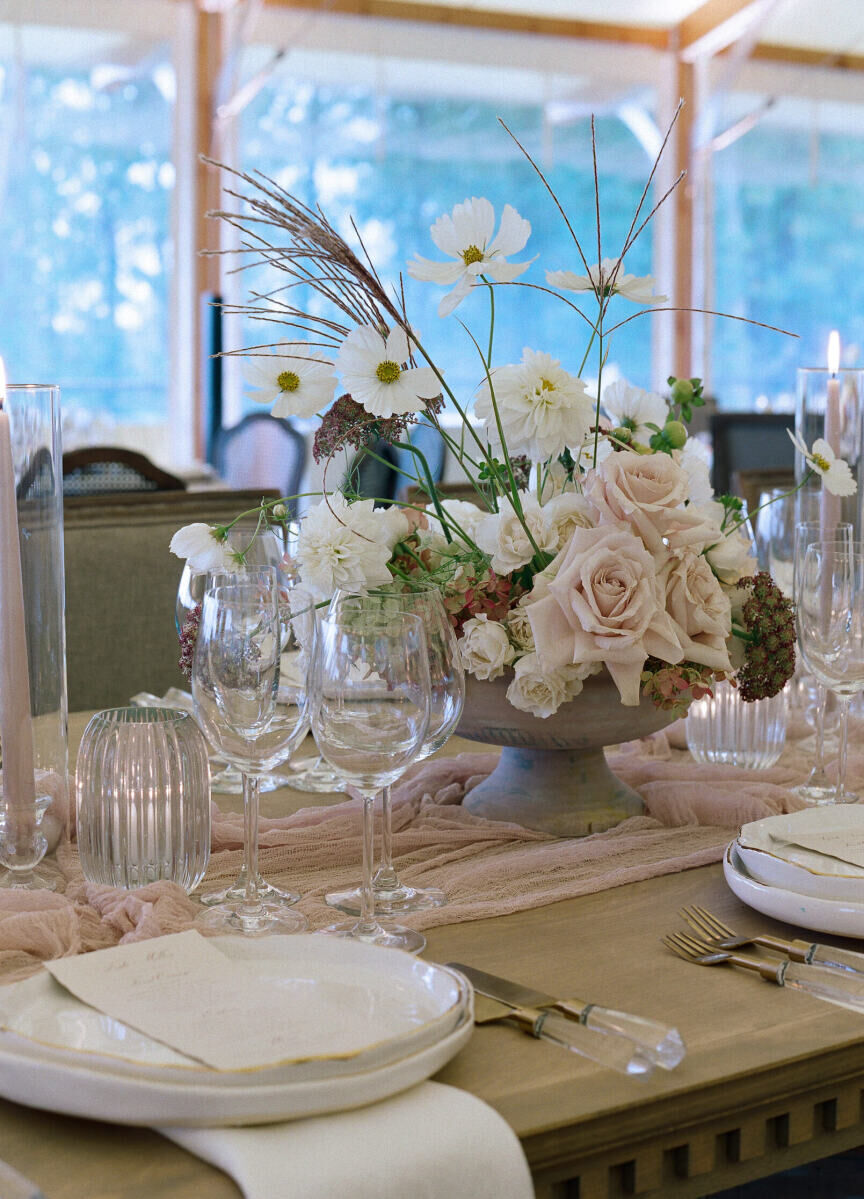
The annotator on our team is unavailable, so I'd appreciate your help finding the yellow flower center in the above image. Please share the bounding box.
[813,452,831,472]
[277,370,301,392]
[540,377,556,392]
[376,360,401,384]
[462,244,484,266]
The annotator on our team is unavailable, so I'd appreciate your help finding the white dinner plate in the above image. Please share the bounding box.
[723,842,864,939]
[0,936,474,1125]
[737,808,864,904]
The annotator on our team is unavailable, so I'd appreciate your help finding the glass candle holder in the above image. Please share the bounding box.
[0,384,68,890]
[76,707,211,892]
[796,367,864,535]
[686,682,787,770]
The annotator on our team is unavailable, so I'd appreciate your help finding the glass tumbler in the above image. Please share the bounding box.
[686,682,787,770]
[76,707,211,892]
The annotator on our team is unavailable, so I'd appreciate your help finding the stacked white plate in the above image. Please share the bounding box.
[724,807,864,938]
[0,936,473,1127]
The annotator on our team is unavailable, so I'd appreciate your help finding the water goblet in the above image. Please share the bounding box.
[192,571,316,934]
[791,522,854,804]
[797,542,864,804]
[325,584,464,915]
[176,522,296,798]
[310,612,431,952]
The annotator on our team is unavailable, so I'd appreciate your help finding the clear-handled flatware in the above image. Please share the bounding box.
[473,996,655,1076]
[680,904,864,977]
[664,931,864,1011]
[450,962,684,1069]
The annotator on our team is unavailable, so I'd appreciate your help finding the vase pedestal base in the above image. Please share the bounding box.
[462,744,644,838]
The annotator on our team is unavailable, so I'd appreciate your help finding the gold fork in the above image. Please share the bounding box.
[679,905,864,976]
[663,931,864,1010]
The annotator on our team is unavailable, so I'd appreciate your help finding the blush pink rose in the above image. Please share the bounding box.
[527,523,683,705]
[585,449,691,550]
[660,549,732,673]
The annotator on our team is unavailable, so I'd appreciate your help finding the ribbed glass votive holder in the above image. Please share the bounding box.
[76,707,210,891]
[685,682,787,770]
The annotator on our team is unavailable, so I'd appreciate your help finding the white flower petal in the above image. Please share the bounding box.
[406,255,464,285]
[546,268,593,293]
[438,275,476,317]
[488,204,531,257]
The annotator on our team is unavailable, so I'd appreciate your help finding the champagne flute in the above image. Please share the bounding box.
[310,612,431,952]
[325,584,464,915]
[797,542,864,805]
[192,571,316,934]
[791,522,853,804]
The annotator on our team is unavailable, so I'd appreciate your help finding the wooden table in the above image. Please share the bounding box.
[2,726,864,1199]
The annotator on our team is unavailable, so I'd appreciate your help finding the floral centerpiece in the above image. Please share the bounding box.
[170,115,854,833]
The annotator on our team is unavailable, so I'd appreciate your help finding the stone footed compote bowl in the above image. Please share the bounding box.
[457,672,676,837]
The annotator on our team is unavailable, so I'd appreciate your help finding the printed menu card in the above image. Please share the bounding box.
[45,930,309,1071]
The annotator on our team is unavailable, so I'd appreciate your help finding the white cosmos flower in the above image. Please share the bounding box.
[408,197,534,317]
[602,378,668,444]
[474,348,593,462]
[337,325,439,419]
[296,493,404,600]
[546,257,667,306]
[788,430,857,497]
[245,354,337,419]
[169,523,235,572]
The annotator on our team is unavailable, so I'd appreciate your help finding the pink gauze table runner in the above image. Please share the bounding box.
[0,712,854,982]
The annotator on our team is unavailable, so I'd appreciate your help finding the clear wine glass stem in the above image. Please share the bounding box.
[813,685,828,772]
[356,792,382,939]
[373,785,400,892]
[836,695,851,801]
[239,771,265,915]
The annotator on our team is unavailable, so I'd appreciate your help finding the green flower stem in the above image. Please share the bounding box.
[592,327,605,468]
[393,440,451,539]
[486,278,495,367]
[726,469,815,535]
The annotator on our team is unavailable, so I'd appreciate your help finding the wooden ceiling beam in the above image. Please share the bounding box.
[676,0,778,61]
[256,0,668,48]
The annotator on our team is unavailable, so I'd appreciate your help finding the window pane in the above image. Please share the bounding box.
[234,47,662,419]
[712,92,864,409]
[0,11,174,436]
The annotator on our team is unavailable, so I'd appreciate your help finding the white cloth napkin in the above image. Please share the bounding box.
[159,1080,534,1199]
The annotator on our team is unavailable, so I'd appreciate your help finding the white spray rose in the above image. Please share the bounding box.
[459,615,516,681]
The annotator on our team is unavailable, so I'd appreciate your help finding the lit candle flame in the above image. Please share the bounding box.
[828,330,841,376]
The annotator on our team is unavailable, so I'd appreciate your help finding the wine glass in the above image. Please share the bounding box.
[176,521,296,797]
[192,570,317,934]
[797,542,864,805]
[325,584,464,915]
[310,611,431,952]
[791,522,854,804]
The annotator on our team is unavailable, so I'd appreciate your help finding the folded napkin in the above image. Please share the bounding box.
[160,1080,534,1199]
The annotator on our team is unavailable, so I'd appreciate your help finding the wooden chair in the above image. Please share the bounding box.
[213,413,306,517]
[62,446,185,496]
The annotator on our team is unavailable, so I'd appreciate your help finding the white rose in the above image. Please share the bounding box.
[697,507,757,584]
[458,615,516,681]
[474,494,558,574]
[506,652,568,718]
[505,603,536,652]
[661,549,732,673]
[428,498,486,545]
[585,449,691,551]
[541,492,593,551]
[676,438,713,505]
